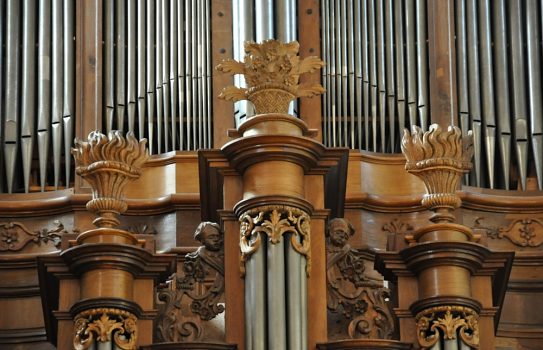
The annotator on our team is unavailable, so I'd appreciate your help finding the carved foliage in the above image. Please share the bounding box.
[239,205,311,275]
[216,40,325,114]
[156,222,225,342]
[0,221,67,252]
[475,217,543,247]
[73,308,137,350]
[416,306,479,349]
[326,218,395,340]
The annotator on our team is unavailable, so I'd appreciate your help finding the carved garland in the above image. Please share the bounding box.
[239,205,311,276]
[415,305,479,349]
[0,221,68,252]
[73,308,137,350]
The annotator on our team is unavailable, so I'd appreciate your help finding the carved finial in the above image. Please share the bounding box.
[72,131,149,229]
[401,124,474,223]
[216,40,325,115]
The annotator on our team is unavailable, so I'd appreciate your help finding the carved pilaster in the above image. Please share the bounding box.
[73,308,137,350]
[239,205,311,276]
[415,305,479,349]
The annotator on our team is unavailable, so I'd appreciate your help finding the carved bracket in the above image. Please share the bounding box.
[0,221,69,252]
[415,305,479,349]
[327,218,395,340]
[475,217,543,247]
[156,222,225,342]
[239,205,311,276]
[73,308,137,350]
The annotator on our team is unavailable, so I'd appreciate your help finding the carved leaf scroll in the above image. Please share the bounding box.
[73,308,137,350]
[475,216,543,247]
[0,221,68,252]
[239,205,311,276]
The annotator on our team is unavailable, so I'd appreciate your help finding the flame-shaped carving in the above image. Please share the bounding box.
[401,124,474,223]
[72,131,149,228]
[216,40,325,114]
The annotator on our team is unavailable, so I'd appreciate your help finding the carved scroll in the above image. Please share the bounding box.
[475,216,543,247]
[326,218,395,340]
[73,308,137,350]
[415,305,479,349]
[239,205,311,276]
[0,220,68,252]
[156,222,225,342]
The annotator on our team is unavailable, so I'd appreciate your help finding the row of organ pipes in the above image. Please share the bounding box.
[104,0,213,154]
[0,0,542,192]
[321,0,543,191]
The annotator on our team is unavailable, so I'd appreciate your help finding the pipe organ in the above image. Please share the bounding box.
[0,0,75,194]
[103,0,213,154]
[0,1,542,350]
[321,0,543,191]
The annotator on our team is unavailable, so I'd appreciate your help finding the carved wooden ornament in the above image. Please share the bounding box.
[73,308,137,350]
[415,305,479,349]
[216,40,325,114]
[402,124,474,223]
[239,205,311,276]
[72,131,149,228]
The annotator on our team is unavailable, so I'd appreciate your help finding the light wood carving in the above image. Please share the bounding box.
[402,124,474,224]
[73,308,137,350]
[72,131,149,229]
[216,40,325,114]
[415,305,479,349]
[239,205,311,276]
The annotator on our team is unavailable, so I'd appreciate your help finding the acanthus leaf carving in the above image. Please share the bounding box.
[239,205,311,276]
[415,305,479,349]
[216,39,324,114]
[73,308,137,350]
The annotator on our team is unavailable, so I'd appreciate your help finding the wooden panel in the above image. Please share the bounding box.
[298,0,322,141]
[211,0,234,148]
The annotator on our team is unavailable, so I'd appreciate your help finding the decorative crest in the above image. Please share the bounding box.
[401,124,474,223]
[216,40,325,114]
[72,131,149,228]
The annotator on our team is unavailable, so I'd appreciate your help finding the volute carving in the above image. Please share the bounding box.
[72,131,148,229]
[239,205,311,276]
[156,222,225,342]
[216,40,325,114]
[415,305,479,349]
[326,218,395,340]
[73,308,137,350]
